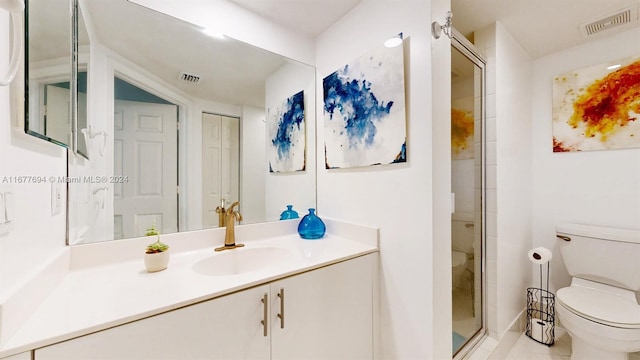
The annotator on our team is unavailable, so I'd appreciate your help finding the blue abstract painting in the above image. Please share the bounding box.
[323,41,406,169]
[268,90,306,172]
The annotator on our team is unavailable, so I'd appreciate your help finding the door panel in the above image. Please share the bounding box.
[114,100,178,239]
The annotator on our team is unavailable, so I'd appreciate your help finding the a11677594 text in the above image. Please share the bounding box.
[1,176,129,184]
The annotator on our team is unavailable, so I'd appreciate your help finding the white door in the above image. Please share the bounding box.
[114,100,178,239]
[202,113,240,228]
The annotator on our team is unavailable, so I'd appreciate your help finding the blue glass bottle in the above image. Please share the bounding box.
[297,208,326,239]
[279,205,299,220]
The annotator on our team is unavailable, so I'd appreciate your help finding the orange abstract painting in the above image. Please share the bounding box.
[552,57,640,152]
[452,96,475,159]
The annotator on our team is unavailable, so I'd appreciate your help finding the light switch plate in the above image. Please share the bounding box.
[51,183,62,216]
[4,192,15,232]
[0,192,6,223]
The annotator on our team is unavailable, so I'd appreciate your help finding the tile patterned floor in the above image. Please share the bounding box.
[500,327,640,360]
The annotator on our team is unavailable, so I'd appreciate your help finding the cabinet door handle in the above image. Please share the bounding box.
[261,293,268,337]
[277,288,285,329]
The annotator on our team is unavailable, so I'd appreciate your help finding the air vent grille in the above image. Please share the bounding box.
[178,71,201,84]
[580,5,638,37]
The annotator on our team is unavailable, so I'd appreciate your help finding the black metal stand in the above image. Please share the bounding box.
[526,263,555,346]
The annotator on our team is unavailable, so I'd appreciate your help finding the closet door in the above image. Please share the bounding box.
[202,113,239,228]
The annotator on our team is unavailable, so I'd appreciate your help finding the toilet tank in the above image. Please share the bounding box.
[557,223,640,291]
[452,212,475,254]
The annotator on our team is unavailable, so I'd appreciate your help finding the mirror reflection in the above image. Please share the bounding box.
[66,0,316,244]
[26,0,89,157]
[25,0,71,147]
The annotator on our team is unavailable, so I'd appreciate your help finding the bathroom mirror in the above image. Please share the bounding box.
[65,0,316,244]
[25,0,89,157]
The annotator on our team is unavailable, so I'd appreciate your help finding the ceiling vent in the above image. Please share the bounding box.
[178,71,201,84]
[580,5,638,38]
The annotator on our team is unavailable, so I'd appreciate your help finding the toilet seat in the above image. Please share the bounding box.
[557,286,640,329]
[452,251,466,268]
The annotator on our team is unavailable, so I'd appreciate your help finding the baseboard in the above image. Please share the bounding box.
[487,308,526,359]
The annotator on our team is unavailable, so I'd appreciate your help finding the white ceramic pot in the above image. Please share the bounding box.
[144,251,169,272]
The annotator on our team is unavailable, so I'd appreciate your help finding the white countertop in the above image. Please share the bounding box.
[0,219,378,358]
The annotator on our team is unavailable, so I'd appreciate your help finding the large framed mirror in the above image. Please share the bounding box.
[25,0,317,244]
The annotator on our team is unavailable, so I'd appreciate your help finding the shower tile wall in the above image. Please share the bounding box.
[474,24,499,339]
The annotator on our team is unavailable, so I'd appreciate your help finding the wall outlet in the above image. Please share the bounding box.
[51,182,62,216]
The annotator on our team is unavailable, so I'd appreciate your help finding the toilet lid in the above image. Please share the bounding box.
[557,287,640,328]
[452,251,466,267]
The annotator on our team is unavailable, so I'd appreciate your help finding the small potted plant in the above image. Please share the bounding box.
[144,223,169,272]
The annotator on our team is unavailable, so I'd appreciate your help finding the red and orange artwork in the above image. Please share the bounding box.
[451,96,475,160]
[552,57,640,152]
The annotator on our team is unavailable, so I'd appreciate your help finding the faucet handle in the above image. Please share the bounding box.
[227,201,240,215]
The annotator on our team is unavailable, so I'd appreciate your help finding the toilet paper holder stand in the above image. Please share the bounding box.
[525,262,555,346]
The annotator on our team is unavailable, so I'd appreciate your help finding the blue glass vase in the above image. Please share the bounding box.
[280,205,299,220]
[297,208,326,239]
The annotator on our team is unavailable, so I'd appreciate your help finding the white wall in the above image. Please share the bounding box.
[316,0,451,358]
[264,62,316,222]
[475,22,533,339]
[531,26,640,292]
[0,13,67,299]
[494,22,532,336]
[240,105,266,223]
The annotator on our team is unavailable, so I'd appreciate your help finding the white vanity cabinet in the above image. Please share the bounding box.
[0,352,31,360]
[34,254,374,360]
[269,254,373,359]
[35,283,272,359]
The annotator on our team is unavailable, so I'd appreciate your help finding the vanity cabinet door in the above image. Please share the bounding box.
[270,254,374,360]
[35,284,271,360]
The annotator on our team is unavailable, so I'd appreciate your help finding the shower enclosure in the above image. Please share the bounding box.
[450,29,486,358]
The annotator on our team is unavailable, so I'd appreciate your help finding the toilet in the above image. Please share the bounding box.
[452,251,467,288]
[452,214,475,289]
[556,223,640,360]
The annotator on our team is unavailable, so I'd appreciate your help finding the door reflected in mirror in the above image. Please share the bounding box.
[66,0,316,244]
[112,77,180,239]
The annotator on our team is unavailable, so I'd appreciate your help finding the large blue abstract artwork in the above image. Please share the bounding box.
[323,41,406,169]
[268,90,306,172]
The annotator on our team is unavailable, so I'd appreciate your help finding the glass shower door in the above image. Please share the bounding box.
[451,31,485,357]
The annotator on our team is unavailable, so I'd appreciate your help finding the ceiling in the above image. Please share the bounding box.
[228,0,362,38]
[30,0,640,107]
[229,0,640,59]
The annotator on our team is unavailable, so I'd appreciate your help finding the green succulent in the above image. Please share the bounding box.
[145,223,168,253]
[145,240,169,254]
[145,223,160,236]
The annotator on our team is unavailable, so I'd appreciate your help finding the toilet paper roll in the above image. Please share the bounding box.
[528,247,552,265]
[528,319,550,344]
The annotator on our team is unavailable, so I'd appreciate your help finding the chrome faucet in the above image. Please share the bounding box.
[215,201,244,251]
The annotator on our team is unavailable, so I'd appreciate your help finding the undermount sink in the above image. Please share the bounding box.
[192,247,293,276]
